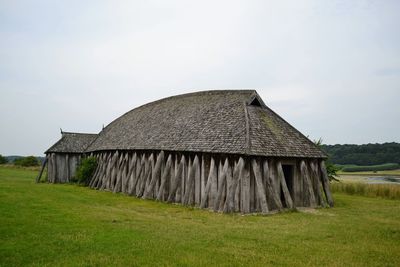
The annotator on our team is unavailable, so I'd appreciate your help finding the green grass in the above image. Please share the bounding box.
[1,166,400,266]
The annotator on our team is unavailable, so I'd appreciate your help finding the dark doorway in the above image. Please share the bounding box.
[282,164,294,197]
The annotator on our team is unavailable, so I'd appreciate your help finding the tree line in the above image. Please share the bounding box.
[0,154,41,167]
[321,142,400,166]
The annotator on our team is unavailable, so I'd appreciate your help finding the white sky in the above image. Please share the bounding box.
[1,0,399,156]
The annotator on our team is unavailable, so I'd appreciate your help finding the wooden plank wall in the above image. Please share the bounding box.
[47,153,81,183]
[87,150,334,213]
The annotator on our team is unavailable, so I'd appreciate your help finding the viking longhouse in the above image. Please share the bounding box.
[43,90,333,213]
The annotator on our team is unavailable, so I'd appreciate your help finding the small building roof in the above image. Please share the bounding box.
[86,90,326,158]
[45,132,98,154]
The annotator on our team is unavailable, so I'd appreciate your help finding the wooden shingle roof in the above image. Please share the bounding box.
[46,132,98,154]
[86,90,326,158]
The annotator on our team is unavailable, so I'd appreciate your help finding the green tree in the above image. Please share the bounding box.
[0,154,8,164]
[14,156,40,167]
[314,138,339,182]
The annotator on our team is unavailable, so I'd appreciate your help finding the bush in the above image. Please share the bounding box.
[341,163,399,172]
[326,161,340,181]
[0,154,8,164]
[14,156,40,167]
[75,157,97,184]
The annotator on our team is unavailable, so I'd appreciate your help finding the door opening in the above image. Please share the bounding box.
[281,164,294,206]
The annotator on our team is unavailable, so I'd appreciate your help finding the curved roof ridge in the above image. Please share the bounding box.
[86,89,326,158]
[61,131,98,136]
[102,89,255,134]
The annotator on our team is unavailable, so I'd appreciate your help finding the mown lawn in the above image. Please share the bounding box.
[1,166,399,267]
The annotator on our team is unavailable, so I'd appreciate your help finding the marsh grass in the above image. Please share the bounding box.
[331,182,400,200]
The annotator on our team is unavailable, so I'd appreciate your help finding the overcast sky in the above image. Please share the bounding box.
[1,0,399,156]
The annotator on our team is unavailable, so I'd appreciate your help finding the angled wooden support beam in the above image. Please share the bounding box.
[214,157,229,212]
[36,157,48,183]
[137,153,153,197]
[300,160,317,207]
[126,152,137,193]
[156,154,173,201]
[200,156,217,209]
[310,161,327,207]
[132,154,146,196]
[251,158,269,214]
[320,161,334,207]
[143,151,165,199]
[277,161,294,209]
[183,155,199,205]
[167,155,185,203]
[263,159,283,210]
[223,157,244,213]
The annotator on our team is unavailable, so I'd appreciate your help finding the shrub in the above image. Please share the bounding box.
[326,161,340,181]
[75,157,97,184]
[14,156,40,167]
[0,154,8,164]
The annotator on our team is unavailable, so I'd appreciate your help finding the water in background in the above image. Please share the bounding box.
[366,176,400,184]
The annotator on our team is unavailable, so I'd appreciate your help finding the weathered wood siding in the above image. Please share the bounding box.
[47,153,81,183]
[87,150,333,213]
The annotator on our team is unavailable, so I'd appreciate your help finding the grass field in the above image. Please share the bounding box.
[1,166,400,266]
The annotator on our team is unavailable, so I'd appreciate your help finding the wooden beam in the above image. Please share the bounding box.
[214,158,229,212]
[47,154,52,183]
[167,155,185,203]
[251,158,269,214]
[277,161,294,209]
[200,156,217,209]
[183,155,199,206]
[113,152,127,193]
[210,157,219,208]
[223,157,243,213]
[65,154,70,183]
[95,153,106,189]
[108,151,119,190]
[121,153,130,193]
[220,159,232,211]
[241,160,250,213]
[310,161,326,207]
[156,154,173,201]
[194,154,201,205]
[143,151,165,199]
[126,152,137,193]
[137,153,153,197]
[320,161,334,207]
[133,154,146,196]
[99,152,113,190]
[89,153,103,188]
[262,159,283,210]
[300,160,317,207]
[36,157,48,183]
[200,155,207,204]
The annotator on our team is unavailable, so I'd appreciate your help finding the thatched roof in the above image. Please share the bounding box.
[86,90,326,158]
[46,132,98,154]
